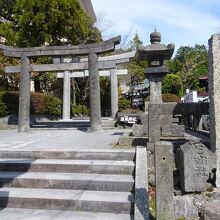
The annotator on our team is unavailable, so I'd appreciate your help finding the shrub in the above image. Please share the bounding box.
[145,94,180,103]
[44,95,62,115]
[0,92,8,117]
[1,91,19,114]
[31,92,46,114]
[118,98,131,111]
[162,93,180,103]
[0,91,62,116]
[72,104,89,117]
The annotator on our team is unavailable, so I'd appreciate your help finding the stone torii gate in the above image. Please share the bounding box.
[58,69,128,120]
[0,36,121,132]
[56,51,135,120]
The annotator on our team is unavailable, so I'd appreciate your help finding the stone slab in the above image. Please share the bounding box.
[0,187,134,213]
[160,115,179,125]
[0,171,134,192]
[0,208,134,220]
[155,141,174,220]
[134,146,150,220]
[0,149,135,160]
[176,140,216,192]
[161,124,185,137]
[0,158,135,175]
[132,124,145,137]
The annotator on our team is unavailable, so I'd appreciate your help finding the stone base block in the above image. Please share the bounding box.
[161,124,185,137]
[132,124,146,137]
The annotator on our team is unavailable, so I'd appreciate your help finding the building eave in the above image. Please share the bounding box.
[79,0,96,22]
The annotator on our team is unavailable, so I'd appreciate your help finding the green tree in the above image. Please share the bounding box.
[0,0,102,93]
[168,45,208,91]
[128,33,147,82]
[0,0,101,46]
[162,73,183,97]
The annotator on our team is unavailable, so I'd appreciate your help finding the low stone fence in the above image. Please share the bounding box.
[0,115,62,129]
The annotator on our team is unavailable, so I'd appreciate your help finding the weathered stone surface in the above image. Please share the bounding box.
[174,195,199,219]
[193,194,211,214]
[148,104,160,143]
[208,34,220,187]
[88,52,101,132]
[62,71,71,120]
[202,200,220,220]
[149,78,163,103]
[132,124,145,137]
[155,141,174,220]
[110,69,118,119]
[212,188,220,200]
[18,55,30,132]
[161,124,185,137]
[135,146,150,220]
[160,115,179,125]
[117,136,147,147]
[138,31,174,104]
[141,112,148,135]
[1,36,121,58]
[176,140,216,192]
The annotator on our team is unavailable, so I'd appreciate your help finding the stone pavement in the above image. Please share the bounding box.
[0,129,127,151]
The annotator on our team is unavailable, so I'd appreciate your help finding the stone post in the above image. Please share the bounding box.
[149,78,163,103]
[88,52,102,132]
[62,71,71,120]
[148,104,160,143]
[155,141,174,220]
[18,55,30,132]
[110,68,118,119]
[208,34,220,187]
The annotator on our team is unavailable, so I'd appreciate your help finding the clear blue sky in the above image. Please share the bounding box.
[91,0,220,51]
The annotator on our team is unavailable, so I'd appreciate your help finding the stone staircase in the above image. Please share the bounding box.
[0,149,136,219]
[31,118,116,130]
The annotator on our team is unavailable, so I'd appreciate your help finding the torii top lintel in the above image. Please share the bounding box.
[0,36,121,58]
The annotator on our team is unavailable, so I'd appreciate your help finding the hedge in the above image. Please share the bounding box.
[118,98,131,111]
[0,92,8,117]
[162,93,180,103]
[0,91,62,116]
[72,104,89,117]
[145,93,180,103]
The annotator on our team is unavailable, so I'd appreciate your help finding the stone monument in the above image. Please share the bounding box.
[176,140,216,192]
[208,34,220,187]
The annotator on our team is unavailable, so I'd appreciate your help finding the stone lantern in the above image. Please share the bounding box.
[138,30,175,103]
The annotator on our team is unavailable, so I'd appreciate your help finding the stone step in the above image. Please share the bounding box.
[0,188,134,214]
[0,159,135,175]
[31,121,90,129]
[0,208,134,220]
[0,171,134,192]
[0,149,135,161]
